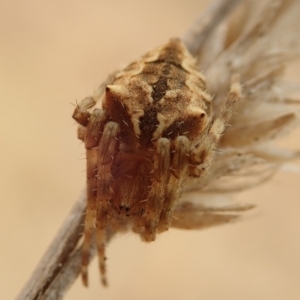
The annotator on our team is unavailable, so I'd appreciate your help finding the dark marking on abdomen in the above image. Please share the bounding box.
[151,76,168,102]
[139,106,159,145]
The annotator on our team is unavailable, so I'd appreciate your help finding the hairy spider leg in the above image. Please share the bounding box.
[72,97,96,126]
[82,148,97,286]
[84,109,106,148]
[143,138,171,241]
[159,136,191,231]
[81,109,106,286]
[72,71,118,127]
[190,78,241,177]
[95,122,120,286]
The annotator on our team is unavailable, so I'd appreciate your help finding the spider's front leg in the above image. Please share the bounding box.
[190,78,241,177]
[143,138,171,241]
[158,136,191,232]
[81,108,106,286]
[72,74,119,287]
[95,121,119,286]
[79,107,120,287]
[82,118,120,287]
[73,70,119,129]
[143,136,191,240]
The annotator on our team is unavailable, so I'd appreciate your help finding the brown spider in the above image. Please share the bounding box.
[72,38,241,287]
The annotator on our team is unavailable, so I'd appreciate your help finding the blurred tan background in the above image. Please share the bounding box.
[1,1,300,299]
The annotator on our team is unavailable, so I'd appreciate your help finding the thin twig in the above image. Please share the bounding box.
[16,191,85,300]
[15,1,242,299]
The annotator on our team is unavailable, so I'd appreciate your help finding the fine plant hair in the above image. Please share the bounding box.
[16,0,300,299]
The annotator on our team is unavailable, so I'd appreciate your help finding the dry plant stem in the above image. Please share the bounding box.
[182,0,243,55]
[16,192,116,300]
[15,192,86,300]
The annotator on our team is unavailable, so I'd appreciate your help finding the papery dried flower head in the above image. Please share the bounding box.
[178,0,300,227]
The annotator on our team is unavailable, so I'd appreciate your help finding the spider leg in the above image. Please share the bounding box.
[85,109,106,148]
[73,97,96,126]
[143,138,171,241]
[82,148,97,287]
[190,78,241,177]
[81,109,106,286]
[96,122,120,286]
[77,124,86,142]
[159,136,190,231]
[72,71,118,126]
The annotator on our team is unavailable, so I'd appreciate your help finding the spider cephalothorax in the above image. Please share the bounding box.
[72,38,240,286]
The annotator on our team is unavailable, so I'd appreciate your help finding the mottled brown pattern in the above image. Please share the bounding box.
[111,38,211,146]
[72,38,241,287]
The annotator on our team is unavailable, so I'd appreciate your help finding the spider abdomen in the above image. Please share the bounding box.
[103,38,211,149]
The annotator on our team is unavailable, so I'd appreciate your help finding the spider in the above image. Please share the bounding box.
[72,38,241,287]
